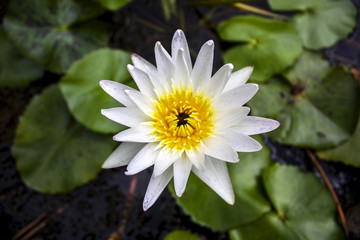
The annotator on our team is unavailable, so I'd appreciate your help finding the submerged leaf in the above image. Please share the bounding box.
[96,0,131,11]
[60,48,133,134]
[218,15,302,82]
[164,230,203,240]
[3,0,108,73]
[12,85,115,193]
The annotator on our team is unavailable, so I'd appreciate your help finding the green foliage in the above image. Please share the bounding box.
[248,51,359,149]
[318,112,360,167]
[60,48,133,134]
[218,15,302,82]
[229,164,344,240]
[3,0,108,74]
[268,0,356,49]
[164,230,203,240]
[12,85,115,193]
[96,0,131,11]
[0,27,43,87]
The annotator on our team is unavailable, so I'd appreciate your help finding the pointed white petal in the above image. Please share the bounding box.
[143,167,173,211]
[99,80,136,107]
[214,107,250,131]
[206,63,233,97]
[191,40,214,90]
[102,142,145,169]
[153,148,179,177]
[223,66,254,92]
[222,130,262,152]
[203,136,239,163]
[192,156,235,204]
[113,126,154,142]
[101,107,147,127]
[127,65,155,98]
[126,143,158,175]
[173,48,191,87]
[155,42,172,90]
[173,156,193,197]
[233,116,280,135]
[171,29,192,73]
[125,90,154,117]
[215,83,258,109]
[186,146,205,170]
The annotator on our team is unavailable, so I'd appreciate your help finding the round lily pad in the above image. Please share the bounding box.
[268,0,356,50]
[229,163,344,240]
[12,85,116,194]
[0,27,43,87]
[248,51,359,149]
[96,0,131,11]
[3,0,108,74]
[60,48,133,134]
[169,136,272,231]
[218,15,302,82]
[164,230,203,240]
[318,112,360,167]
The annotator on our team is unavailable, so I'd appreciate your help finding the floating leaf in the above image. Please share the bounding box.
[229,164,344,240]
[0,27,43,87]
[164,230,203,240]
[3,0,107,74]
[60,48,133,134]
[169,136,272,231]
[318,112,360,167]
[96,0,131,11]
[248,51,359,149]
[218,15,302,82]
[12,85,115,193]
[268,0,356,49]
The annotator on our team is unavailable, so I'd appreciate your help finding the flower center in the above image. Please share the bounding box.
[150,87,214,153]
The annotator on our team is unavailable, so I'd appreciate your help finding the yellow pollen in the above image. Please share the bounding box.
[150,87,214,153]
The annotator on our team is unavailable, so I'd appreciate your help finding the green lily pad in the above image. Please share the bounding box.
[96,0,131,11]
[12,85,115,193]
[3,0,108,74]
[164,230,203,240]
[230,163,344,240]
[268,0,356,50]
[318,112,360,167]
[218,15,302,82]
[0,27,43,87]
[60,48,133,134]
[248,51,359,149]
[169,136,272,231]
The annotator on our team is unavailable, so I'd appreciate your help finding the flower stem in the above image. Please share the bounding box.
[233,3,289,20]
[306,149,348,236]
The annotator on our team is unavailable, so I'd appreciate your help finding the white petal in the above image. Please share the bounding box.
[173,48,191,87]
[185,146,205,170]
[203,136,239,163]
[101,107,147,127]
[233,116,280,135]
[222,130,263,152]
[215,83,258,109]
[99,80,136,107]
[191,40,214,91]
[206,63,233,97]
[214,106,250,131]
[143,167,173,211]
[192,155,235,204]
[113,126,154,142]
[171,29,192,73]
[127,65,155,98]
[173,156,193,197]
[126,143,158,175]
[125,90,154,117]
[153,148,179,177]
[223,66,254,92]
[102,142,145,169]
[155,42,172,90]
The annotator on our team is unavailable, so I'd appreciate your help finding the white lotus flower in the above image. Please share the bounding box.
[100,29,279,211]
